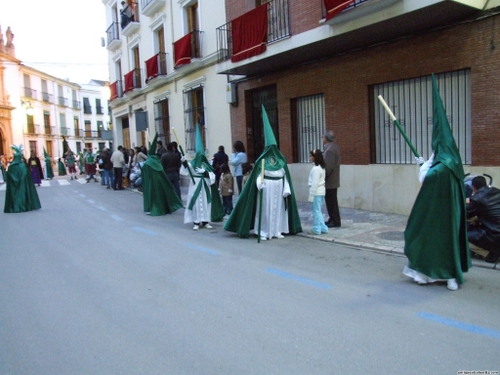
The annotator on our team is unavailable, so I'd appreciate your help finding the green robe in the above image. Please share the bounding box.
[141,155,183,216]
[58,160,67,176]
[404,74,471,284]
[4,154,41,213]
[45,158,54,179]
[224,148,302,238]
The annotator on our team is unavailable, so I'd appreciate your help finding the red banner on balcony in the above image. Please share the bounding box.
[174,33,192,68]
[110,82,118,101]
[324,0,356,21]
[146,54,159,82]
[231,4,268,63]
[124,70,135,93]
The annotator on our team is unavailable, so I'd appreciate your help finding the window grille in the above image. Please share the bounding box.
[296,94,325,163]
[183,86,206,153]
[373,69,471,164]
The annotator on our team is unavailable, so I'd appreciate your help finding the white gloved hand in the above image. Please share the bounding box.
[180,155,187,162]
[283,191,291,198]
[195,167,205,174]
[257,182,265,190]
[415,156,425,165]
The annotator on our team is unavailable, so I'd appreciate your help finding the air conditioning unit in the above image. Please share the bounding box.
[226,83,237,104]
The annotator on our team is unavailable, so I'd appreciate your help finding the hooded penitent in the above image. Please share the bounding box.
[141,133,183,216]
[183,124,225,222]
[224,105,302,238]
[4,144,41,213]
[43,148,54,179]
[404,73,471,284]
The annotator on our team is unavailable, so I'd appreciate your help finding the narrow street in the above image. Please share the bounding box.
[1,179,499,375]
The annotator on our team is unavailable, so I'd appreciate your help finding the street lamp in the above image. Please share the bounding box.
[21,100,34,116]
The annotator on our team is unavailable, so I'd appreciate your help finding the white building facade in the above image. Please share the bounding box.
[103,0,232,165]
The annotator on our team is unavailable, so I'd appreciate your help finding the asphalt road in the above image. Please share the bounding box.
[1,179,499,375]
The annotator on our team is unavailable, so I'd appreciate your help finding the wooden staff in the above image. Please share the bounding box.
[377,95,420,158]
[172,127,195,184]
[258,158,264,243]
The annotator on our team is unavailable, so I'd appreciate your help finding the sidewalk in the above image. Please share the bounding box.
[130,184,498,272]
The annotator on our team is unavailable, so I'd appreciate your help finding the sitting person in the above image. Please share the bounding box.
[466,175,500,263]
[129,162,143,188]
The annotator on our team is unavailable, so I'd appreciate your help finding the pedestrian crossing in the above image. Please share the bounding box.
[0,178,90,191]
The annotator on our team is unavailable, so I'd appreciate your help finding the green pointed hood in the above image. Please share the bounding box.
[431,73,464,181]
[258,105,285,171]
[148,133,158,156]
[43,148,50,160]
[190,124,212,171]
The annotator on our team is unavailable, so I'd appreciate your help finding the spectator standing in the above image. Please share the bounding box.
[230,140,247,195]
[241,162,253,189]
[65,151,78,180]
[213,145,229,188]
[85,149,97,182]
[160,142,182,199]
[156,140,167,158]
[308,149,328,236]
[323,130,341,228]
[219,163,234,215]
[111,146,125,190]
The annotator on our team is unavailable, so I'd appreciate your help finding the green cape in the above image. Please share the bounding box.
[142,133,183,216]
[4,145,41,213]
[404,74,471,283]
[224,105,302,237]
[43,148,54,179]
[58,159,67,176]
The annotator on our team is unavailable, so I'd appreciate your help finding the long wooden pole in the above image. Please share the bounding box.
[172,127,195,184]
[377,95,420,158]
[257,158,264,243]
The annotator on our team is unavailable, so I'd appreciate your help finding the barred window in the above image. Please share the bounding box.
[373,69,471,164]
[292,94,325,163]
[183,86,206,153]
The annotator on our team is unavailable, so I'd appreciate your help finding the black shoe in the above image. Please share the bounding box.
[327,222,341,228]
[484,252,500,264]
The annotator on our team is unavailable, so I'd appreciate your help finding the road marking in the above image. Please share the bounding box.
[265,268,332,290]
[0,184,5,191]
[58,180,70,185]
[132,226,157,236]
[111,215,123,222]
[87,199,95,204]
[184,243,220,256]
[79,194,86,198]
[96,206,107,211]
[40,181,50,187]
[417,312,500,340]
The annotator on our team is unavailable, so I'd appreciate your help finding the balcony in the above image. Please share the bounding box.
[106,22,122,51]
[141,0,165,17]
[75,128,84,138]
[217,0,484,77]
[145,52,168,83]
[58,96,68,107]
[23,87,37,100]
[72,100,81,110]
[42,92,53,103]
[110,80,124,102]
[44,125,55,136]
[84,104,92,114]
[26,124,41,135]
[123,68,142,93]
[60,127,71,136]
[120,2,140,37]
[173,31,203,69]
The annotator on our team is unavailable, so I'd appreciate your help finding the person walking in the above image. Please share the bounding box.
[65,151,78,180]
[323,130,341,228]
[230,140,247,195]
[308,149,329,235]
[85,149,98,182]
[111,146,125,190]
[57,158,67,176]
[27,153,43,187]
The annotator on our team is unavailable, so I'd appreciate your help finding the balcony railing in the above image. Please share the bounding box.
[84,130,101,138]
[141,0,165,17]
[216,0,290,63]
[321,0,372,19]
[75,129,83,138]
[60,127,71,136]
[26,124,40,134]
[145,52,168,83]
[124,68,142,93]
[58,96,68,107]
[120,2,140,36]
[44,125,55,136]
[110,80,124,101]
[84,105,92,114]
[42,92,53,103]
[173,31,203,68]
[23,87,37,99]
[72,100,81,110]
[106,22,121,50]
[96,106,104,115]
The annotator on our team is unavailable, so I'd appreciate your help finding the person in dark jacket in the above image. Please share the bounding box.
[160,142,182,199]
[212,145,229,188]
[467,175,500,263]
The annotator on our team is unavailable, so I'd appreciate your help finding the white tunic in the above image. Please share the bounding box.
[181,163,216,224]
[253,168,291,239]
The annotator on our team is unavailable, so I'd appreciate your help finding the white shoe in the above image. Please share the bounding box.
[260,236,267,241]
[275,234,285,239]
[204,224,213,229]
[193,224,199,231]
[414,275,428,285]
[447,278,458,291]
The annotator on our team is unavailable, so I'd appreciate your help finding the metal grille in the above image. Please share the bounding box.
[373,69,471,164]
[183,86,206,153]
[297,94,325,163]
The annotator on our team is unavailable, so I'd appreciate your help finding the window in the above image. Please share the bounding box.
[186,2,201,58]
[44,111,52,135]
[291,94,325,163]
[154,99,170,142]
[60,113,67,135]
[372,69,471,164]
[85,120,92,137]
[183,86,205,152]
[29,141,37,157]
[97,121,103,137]
[27,114,35,134]
[74,117,81,137]
[46,141,53,158]
[96,98,103,114]
[41,80,51,102]
[132,46,142,89]
[83,98,92,114]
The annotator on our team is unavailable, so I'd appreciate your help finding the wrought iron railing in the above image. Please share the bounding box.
[321,0,372,19]
[58,96,68,107]
[26,124,40,134]
[120,2,139,29]
[42,92,53,103]
[23,87,37,99]
[72,100,81,110]
[106,22,120,46]
[216,0,290,63]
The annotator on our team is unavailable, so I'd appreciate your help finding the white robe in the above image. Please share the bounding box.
[181,164,216,224]
[253,168,291,239]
